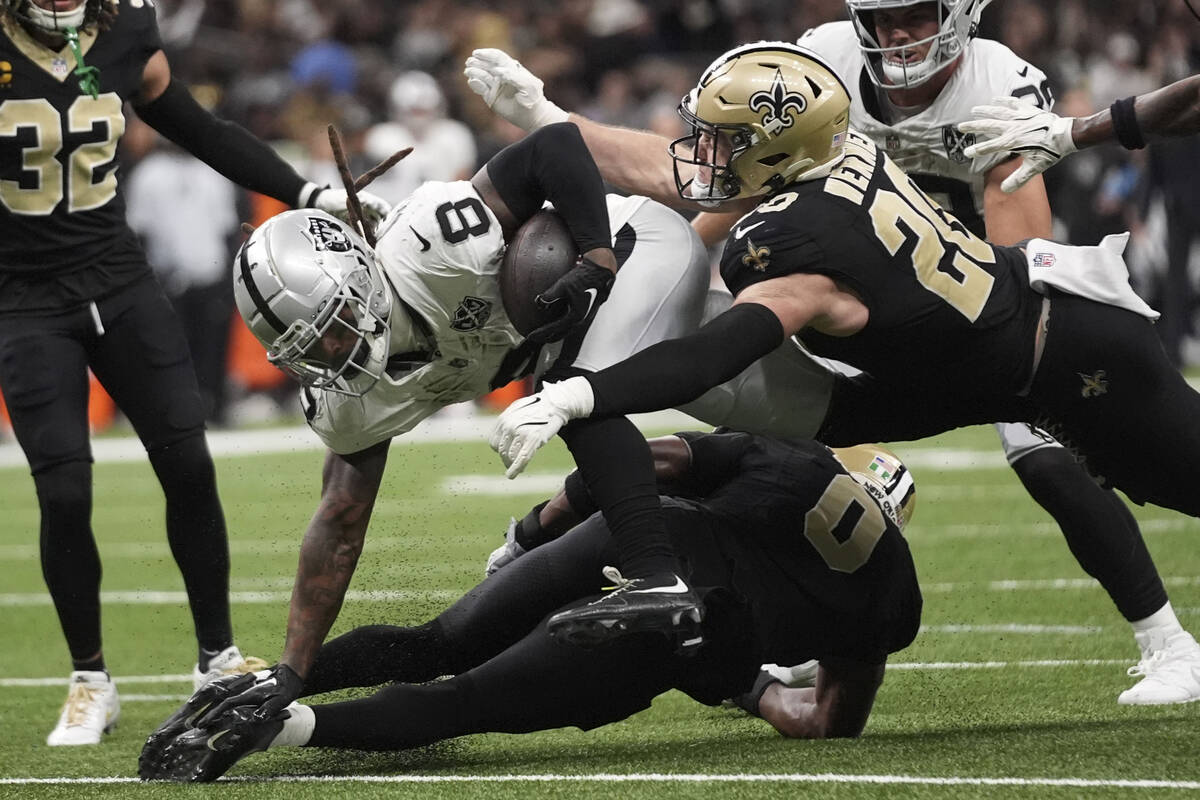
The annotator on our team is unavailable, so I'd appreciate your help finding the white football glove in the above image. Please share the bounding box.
[463,48,569,132]
[489,376,594,478]
[762,660,819,688]
[485,517,528,576]
[312,185,391,225]
[958,96,1077,193]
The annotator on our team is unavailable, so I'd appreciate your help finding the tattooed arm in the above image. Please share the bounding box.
[279,441,390,679]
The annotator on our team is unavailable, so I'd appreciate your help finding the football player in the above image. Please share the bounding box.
[484,45,1200,705]
[198,120,844,725]
[463,6,1200,704]
[139,433,921,782]
[959,73,1200,191]
[0,0,388,745]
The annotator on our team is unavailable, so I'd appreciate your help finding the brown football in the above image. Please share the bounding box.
[500,209,579,336]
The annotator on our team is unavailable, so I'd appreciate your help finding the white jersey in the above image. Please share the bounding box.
[800,21,1052,234]
[305,181,652,454]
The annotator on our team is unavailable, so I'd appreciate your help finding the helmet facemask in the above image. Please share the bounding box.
[6,0,105,32]
[670,94,757,204]
[268,264,393,397]
[848,0,992,90]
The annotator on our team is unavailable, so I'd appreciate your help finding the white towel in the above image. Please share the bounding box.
[1024,233,1159,321]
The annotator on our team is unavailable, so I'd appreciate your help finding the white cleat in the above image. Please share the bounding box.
[192,646,269,691]
[46,670,120,746]
[1118,630,1200,705]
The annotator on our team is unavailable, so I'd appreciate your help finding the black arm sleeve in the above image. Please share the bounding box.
[134,80,309,206]
[668,431,755,499]
[588,303,786,416]
[485,122,612,254]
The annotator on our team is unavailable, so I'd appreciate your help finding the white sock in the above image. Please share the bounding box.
[269,703,315,748]
[1130,601,1184,637]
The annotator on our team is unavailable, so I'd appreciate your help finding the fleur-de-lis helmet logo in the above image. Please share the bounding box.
[748,68,808,135]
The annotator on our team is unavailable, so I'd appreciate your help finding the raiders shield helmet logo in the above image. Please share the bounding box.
[941,125,976,165]
[307,217,354,252]
[451,296,492,331]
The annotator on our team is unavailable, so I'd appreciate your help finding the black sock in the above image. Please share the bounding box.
[1012,447,1168,622]
[148,435,234,652]
[35,461,104,665]
[560,417,678,578]
[303,623,447,696]
[71,652,106,674]
[308,678,472,750]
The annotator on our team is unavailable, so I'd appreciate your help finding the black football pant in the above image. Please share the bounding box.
[302,512,757,751]
[1031,292,1200,517]
[0,275,233,664]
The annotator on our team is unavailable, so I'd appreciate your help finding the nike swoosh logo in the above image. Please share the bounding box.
[1018,66,1029,77]
[410,226,431,252]
[206,729,231,751]
[629,575,690,595]
[734,221,765,240]
[582,287,600,317]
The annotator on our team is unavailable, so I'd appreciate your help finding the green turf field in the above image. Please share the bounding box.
[2,420,1199,798]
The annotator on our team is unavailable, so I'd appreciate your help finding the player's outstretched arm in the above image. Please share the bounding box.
[962,75,1200,193]
[465,48,744,212]
[756,658,885,739]
[133,50,389,222]
[258,442,390,687]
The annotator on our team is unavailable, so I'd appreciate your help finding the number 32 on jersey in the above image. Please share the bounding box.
[0,93,124,215]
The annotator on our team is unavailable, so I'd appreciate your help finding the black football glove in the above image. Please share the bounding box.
[527,256,615,344]
[195,663,304,728]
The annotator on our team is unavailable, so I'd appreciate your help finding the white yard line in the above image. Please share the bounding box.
[0,658,1133,688]
[2,773,1197,789]
[6,575,1200,606]
[0,589,458,606]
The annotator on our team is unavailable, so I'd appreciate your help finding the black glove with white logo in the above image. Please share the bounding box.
[528,257,615,344]
[197,663,304,726]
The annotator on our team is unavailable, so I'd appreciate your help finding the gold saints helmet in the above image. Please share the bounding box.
[830,444,916,531]
[670,41,851,203]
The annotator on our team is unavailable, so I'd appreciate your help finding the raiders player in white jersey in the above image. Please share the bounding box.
[461,1,1200,705]
[190,122,836,725]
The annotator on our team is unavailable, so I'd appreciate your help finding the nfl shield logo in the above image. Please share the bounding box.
[885,133,901,152]
[1032,252,1056,269]
[51,56,70,76]
[941,125,975,165]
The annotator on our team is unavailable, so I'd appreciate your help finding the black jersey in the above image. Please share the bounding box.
[0,5,161,310]
[667,431,921,665]
[720,130,1043,405]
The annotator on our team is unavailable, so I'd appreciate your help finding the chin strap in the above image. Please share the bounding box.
[64,27,100,99]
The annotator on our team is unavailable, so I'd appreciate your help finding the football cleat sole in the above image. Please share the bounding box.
[549,605,704,651]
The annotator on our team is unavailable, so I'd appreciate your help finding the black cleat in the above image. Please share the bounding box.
[547,567,704,651]
[156,705,286,783]
[139,672,258,780]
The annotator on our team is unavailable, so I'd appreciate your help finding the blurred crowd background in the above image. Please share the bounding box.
[53,0,1200,429]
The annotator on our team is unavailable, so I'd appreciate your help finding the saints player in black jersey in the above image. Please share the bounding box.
[138,432,920,782]
[0,0,387,745]
[491,43,1200,545]
[465,21,1200,706]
